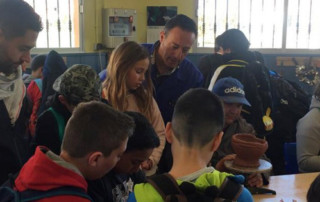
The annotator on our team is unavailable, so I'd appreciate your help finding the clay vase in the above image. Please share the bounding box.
[231,133,268,168]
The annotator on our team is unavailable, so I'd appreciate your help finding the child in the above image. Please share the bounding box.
[23,54,46,87]
[103,41,165,175]
[26,54,47,136]
[130,88,253,201]
[38,50,67,115]
[34,64,101,154]
[212,77,269,187]
[87,111,160,202]
[13,101,135,201]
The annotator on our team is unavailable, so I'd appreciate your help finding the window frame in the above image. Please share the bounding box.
[193,0,320,55]
[29,0,84,54]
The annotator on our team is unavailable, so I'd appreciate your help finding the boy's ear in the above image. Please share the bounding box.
[211,131,224,152]
[88,151,103,167]
[165,122,173,144]
[58,95,67,105]
[160,30,166,42]
[58,95,74,112]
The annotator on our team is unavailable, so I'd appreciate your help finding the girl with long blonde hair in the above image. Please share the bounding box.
[103,41,165,175]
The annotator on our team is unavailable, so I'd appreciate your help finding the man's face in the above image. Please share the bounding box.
[113,148,153,175]
[0,29,38,75]
[223,102,243,126]
[158,27,195,69]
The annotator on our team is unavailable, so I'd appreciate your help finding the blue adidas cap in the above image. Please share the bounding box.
[212,77,251,106]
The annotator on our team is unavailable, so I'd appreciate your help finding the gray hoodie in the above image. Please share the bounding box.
[296,96,320,172]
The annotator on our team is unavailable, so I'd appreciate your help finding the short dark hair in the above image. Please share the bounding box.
[30,54,46,71]
[172,88,224,148]
[307,174,320,202]
[214,34,223,52]
[0,0,42,39]
[220,29,250,53]
[61,101,135,158]
[164,14,197,37]
[124,111,160,152]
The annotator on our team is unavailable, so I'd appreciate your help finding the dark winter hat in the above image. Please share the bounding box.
[212,77,251,106]
[53,64,101,105]
[30,54,47,71]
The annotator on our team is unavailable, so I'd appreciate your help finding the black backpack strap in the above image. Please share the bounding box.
[218,176,243,201]
[20,186,93,202]
[147,173,187,201]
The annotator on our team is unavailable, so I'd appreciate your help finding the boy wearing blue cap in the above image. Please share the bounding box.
[212,77,269,188]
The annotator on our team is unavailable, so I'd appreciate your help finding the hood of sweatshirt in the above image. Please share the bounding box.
[14,146,87,192]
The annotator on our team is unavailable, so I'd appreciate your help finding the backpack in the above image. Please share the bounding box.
[0,186,93,202]
[34,79,43,93]
[208,59,273,137]
[269,71,311,142]
[28,79,43,136]
[147,173,243,202]
[48,107,66,142]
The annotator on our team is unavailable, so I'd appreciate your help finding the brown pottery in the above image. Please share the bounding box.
[231,133,268,168]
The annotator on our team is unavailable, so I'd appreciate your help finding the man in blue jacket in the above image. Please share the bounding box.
[142,14,203,174]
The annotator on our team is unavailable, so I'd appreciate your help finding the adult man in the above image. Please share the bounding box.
[142,14,203,173]
[0,0,42,184]
[142,14,203,124]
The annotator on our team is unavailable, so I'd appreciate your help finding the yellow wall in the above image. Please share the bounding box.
[83,0,195,52]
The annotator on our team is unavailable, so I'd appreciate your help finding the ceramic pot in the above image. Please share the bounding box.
[231,133,268,168]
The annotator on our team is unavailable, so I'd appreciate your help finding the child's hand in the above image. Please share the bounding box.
[246,173,263,187]
[141,159,153,170]
[215,154,236,172]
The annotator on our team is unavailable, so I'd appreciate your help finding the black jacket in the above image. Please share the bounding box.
[0,97,31,185]
[198,53,224,88]
[34,94,71,155]
[87,170,146,202]
[210,51,273,137]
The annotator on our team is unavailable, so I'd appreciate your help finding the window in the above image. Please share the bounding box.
[197,0,320,51]
[25,0,82,52]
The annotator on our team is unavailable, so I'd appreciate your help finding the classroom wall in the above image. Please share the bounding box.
[75,0,318,95]
[83,0,195,52]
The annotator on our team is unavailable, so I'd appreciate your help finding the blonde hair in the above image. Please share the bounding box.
[103,41,154,120]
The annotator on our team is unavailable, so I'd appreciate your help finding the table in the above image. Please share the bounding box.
[253,172,319,202]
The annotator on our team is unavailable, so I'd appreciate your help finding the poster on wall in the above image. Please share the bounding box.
[147,6,177,26]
